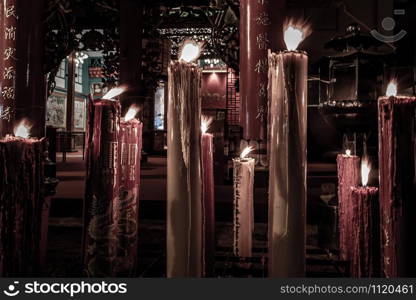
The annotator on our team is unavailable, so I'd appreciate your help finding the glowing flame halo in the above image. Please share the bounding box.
[102,86,127,100]
[124,105,140,122]
[179,40,202,63]
[14,120,31,139]
[201,115,213,134]
[284,21,310,51]
[240,146,254,160]
[361,156,371,187]
[345,149,351,156]
[386,81,398,97]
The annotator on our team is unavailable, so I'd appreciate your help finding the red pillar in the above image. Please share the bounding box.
[0,0,46,138]
[239,0,285,140]
[119,0,144,112]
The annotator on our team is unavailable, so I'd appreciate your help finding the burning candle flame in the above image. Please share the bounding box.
[179,40,201,63]
[284,22,309,51]
[361,157,371,187]
[102,86,127,100]
[386,81,397,97]
[345,149,351,156]
[201,116,213,134]
[124,105,140,122]
[240,146,254,159]
[14,120,31,138]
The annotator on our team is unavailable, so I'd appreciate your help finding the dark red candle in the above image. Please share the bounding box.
[336,153,360,262]
[0,126,45,276]
[84,99,121,277]
[114,111,142,276]
[350,186,380,277]
[379,89,416,277]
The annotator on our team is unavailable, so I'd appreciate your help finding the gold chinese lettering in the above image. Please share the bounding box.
[256,12,271,26]
[1,87,15,100]
[5,5,18,19]
[0,107,13,121]
[258,83,267,98]
[256,33,270,50]
[254,58,268,74]
[5,26,16,40]
[4,66,15,80]
[4,47,16,60]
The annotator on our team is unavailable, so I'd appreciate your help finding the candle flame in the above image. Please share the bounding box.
[102,86,127,100]
[361,157,371,187]
[386,81,397,97]
[201,115,213,134]
[179,40,202,63]
[345,149,351,156]
[14,120,31,138]
[284,21,309,51]
[240,146,254,159]
[124,105,140,122]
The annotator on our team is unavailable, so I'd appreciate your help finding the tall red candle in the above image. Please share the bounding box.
[84,98,120,277]
[201,129,215,276]
[379,85,416,277]
[114,113,142,276]
[336,153,360,262]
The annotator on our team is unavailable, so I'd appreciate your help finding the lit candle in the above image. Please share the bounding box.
[201,116,215,276]
[336,150,360,263]
[233,146,255,258]
[114,105,143,276]
[0,121,45,275]
[268,22,309,277]
[378,81,416,277]
[350,157,380,278]
[167,40,203,277]
[83,87,124,277]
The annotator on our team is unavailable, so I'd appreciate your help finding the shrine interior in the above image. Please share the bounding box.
[0,0,415,278]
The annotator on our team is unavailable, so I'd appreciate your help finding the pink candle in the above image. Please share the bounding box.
[379,82,416,277]
[201,123,215,276]
[336,153,360,262]
[114,106,142,276]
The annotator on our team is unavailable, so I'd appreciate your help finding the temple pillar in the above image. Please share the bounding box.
[119,0,144,113]
[0,0,46,138]
[239,0,286,140]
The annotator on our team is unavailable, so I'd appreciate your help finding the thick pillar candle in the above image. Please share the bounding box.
[202,130,215,276]
[114,117,142,276]
[233,155,255,257]
[336,153,361,262]
[167,59,203,277]
[0,129,45,276]
[268,49,308,277]
[84,99,121,277]
[379,92,416,277]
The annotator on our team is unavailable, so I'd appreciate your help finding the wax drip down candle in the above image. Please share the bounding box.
[378,81,416,278]
[201,116,215,276]
[349,157,380,278]
[336,150,360,262]
[114,105,143,276]
[83,88,123,277]
[0,121,45,276]
[233,146,255,258]
[167,40,203,277]
[267,22,309,277]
